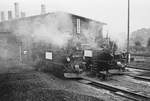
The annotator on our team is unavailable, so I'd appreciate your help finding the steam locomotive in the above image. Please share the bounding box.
[32,41,127,79]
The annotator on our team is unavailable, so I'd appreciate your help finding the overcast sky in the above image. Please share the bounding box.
[0,0,150,39]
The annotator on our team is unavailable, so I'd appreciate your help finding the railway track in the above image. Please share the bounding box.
[79,76,150,101]
[126,65,150,81]
[127,65,150,71]
[126,74,150,82]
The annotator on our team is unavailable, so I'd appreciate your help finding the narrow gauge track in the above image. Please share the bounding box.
[127,65,150,71]
[126,74,150,82]
[79,76,150,101]
[126,65,150,81]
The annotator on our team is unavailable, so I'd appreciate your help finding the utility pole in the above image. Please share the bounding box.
[127,0,130,63]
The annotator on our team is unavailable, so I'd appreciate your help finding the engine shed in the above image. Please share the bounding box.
[0,12,106,66]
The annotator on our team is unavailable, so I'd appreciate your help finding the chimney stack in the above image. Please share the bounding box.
[21,12,26,18]
[41,4,46,14]
[14,2,19,18]
[1,12,5,21]
[8,11,13,20]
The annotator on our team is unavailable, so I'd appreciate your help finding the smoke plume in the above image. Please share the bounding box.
[14,12,73,47]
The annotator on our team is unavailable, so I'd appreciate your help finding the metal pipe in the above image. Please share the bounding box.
[1,11,5,21]
[8,11,13,20]
[14,2,19,18]
[41,4,46,14]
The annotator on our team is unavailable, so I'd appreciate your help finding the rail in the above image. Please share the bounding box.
[127,74,150,81]
[80,76,150,101]
[127,65,150,71]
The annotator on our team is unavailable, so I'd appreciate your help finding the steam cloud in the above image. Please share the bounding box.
[0,12,104,68]
[15,12,73,47]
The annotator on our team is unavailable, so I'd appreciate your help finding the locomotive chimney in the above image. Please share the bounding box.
[14,2,19,18]
[8,10,13,20]
[1,11,5,21]
[41,4,46,14]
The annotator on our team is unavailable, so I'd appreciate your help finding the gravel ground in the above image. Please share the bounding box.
[88,68,150,99]
[0,65,129,101]
[128,61,150,77]
[104,75,150,97]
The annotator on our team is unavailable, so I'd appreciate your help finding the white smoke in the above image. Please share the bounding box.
[81,21,103,49]
[14,12,73,47]
[103,26,127,50]
[110,32,127,49]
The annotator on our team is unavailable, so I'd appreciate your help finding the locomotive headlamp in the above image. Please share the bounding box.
[23,51,27,54]
[75,65,80,70]
[66,57,70,62]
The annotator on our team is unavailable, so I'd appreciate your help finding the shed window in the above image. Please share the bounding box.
[77,18,80,34]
